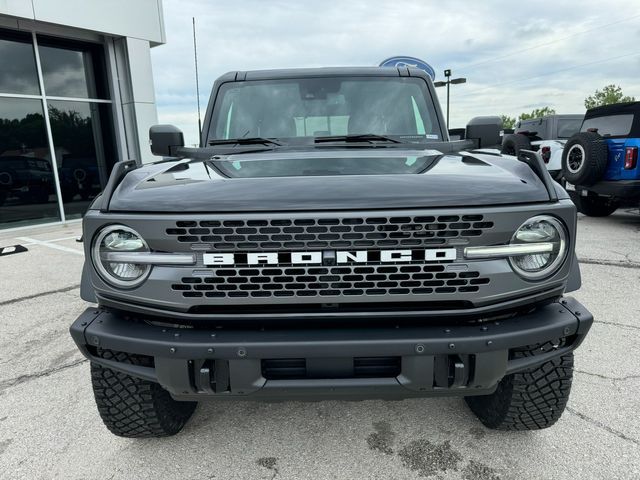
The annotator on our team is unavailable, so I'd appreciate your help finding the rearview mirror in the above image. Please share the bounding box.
[149,125,184,157]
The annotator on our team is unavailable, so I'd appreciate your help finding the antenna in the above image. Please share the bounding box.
[192,17,202,142]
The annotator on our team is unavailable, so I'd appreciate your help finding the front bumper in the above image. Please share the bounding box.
[70,297,592,401]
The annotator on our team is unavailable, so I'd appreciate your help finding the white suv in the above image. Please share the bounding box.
[501,114,583,180]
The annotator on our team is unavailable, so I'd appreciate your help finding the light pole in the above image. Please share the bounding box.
[434,69,466,128]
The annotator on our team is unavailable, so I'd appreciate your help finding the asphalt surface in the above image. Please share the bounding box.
[1,211,639,480]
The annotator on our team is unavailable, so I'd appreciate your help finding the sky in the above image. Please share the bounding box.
[150,0,640,146]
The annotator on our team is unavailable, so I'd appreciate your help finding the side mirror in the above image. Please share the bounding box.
[465,116,501,149]
[448,128,466,141]
[149,125,184,157]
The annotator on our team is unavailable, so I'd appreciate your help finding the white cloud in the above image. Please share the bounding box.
[151,0,640,143]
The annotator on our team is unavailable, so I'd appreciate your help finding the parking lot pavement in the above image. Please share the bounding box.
[0,221,84,303]
[1,211,639,480]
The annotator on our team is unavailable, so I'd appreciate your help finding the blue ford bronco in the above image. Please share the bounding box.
[562,102,640,216]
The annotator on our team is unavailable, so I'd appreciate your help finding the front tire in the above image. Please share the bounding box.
[91,349,197,438]
[465,345,573,430]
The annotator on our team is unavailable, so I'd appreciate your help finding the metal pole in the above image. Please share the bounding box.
[32,32,66,223]
[446,80,450,128]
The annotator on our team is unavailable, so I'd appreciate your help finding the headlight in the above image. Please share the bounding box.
[509,215,567,280]
[92,225,151,288]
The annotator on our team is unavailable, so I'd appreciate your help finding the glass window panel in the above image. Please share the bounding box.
[210,77,442,142]
[556,119,582,139]
[0,35,40,95]
[39,45,98,98]
[0,98,61,227]
[581,114,634,137]
[48,100,116,219]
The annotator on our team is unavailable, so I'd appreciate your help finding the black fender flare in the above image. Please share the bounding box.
[565,253,582,293]
[80,263,97,303]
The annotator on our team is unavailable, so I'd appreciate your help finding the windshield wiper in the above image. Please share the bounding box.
[208,137,282,146]
[314,134,401,144]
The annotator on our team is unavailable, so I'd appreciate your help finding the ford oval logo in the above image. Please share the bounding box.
[379,56,436,80]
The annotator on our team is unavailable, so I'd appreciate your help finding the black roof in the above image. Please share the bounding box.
[584,101,640,119]
[219,66,434,82]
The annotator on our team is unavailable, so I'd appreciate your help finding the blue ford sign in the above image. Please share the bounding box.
[379,56,436,80]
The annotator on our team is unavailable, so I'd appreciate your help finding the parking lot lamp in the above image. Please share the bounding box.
[434,69,467,128]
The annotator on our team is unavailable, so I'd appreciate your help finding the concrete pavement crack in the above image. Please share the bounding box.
[594,320,640,331]
[0,358,87,393]
[0,284,81,307]
[578,257,640,270]
[566,407,639,446]
[575,369,640,382]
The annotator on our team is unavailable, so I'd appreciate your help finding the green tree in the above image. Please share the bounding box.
[0,112,47,154]
[47,106,95,156]
[519,107,556,121]
[500,115,516,129]
[584,84,635,109]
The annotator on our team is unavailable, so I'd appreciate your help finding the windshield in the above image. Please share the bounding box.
[208,77,442,143]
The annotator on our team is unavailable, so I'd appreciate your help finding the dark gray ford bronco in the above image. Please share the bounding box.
[70,67,593,437]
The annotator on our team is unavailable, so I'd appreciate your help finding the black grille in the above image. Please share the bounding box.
[172,265,490,299]
[261,357,402,380]
[262,359,306,379]
[165,215,494,250]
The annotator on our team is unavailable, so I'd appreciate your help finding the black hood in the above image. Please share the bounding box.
[108,148,551,212]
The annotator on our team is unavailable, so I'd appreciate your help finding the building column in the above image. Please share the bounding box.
[113,37,159,164]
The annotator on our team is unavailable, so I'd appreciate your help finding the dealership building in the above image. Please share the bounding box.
[0,0,165,229]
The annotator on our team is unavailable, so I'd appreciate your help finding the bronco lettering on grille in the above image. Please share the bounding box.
[202,248,457,266]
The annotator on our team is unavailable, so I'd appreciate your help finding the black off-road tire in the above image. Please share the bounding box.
[465,344,574,430]
[569,192,619,217]
[561,132,608,186]
[501,133,531,156]
[91,349,197,438]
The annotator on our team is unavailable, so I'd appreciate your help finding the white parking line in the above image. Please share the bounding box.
[16,236,84,256]
[18,235,79,247]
